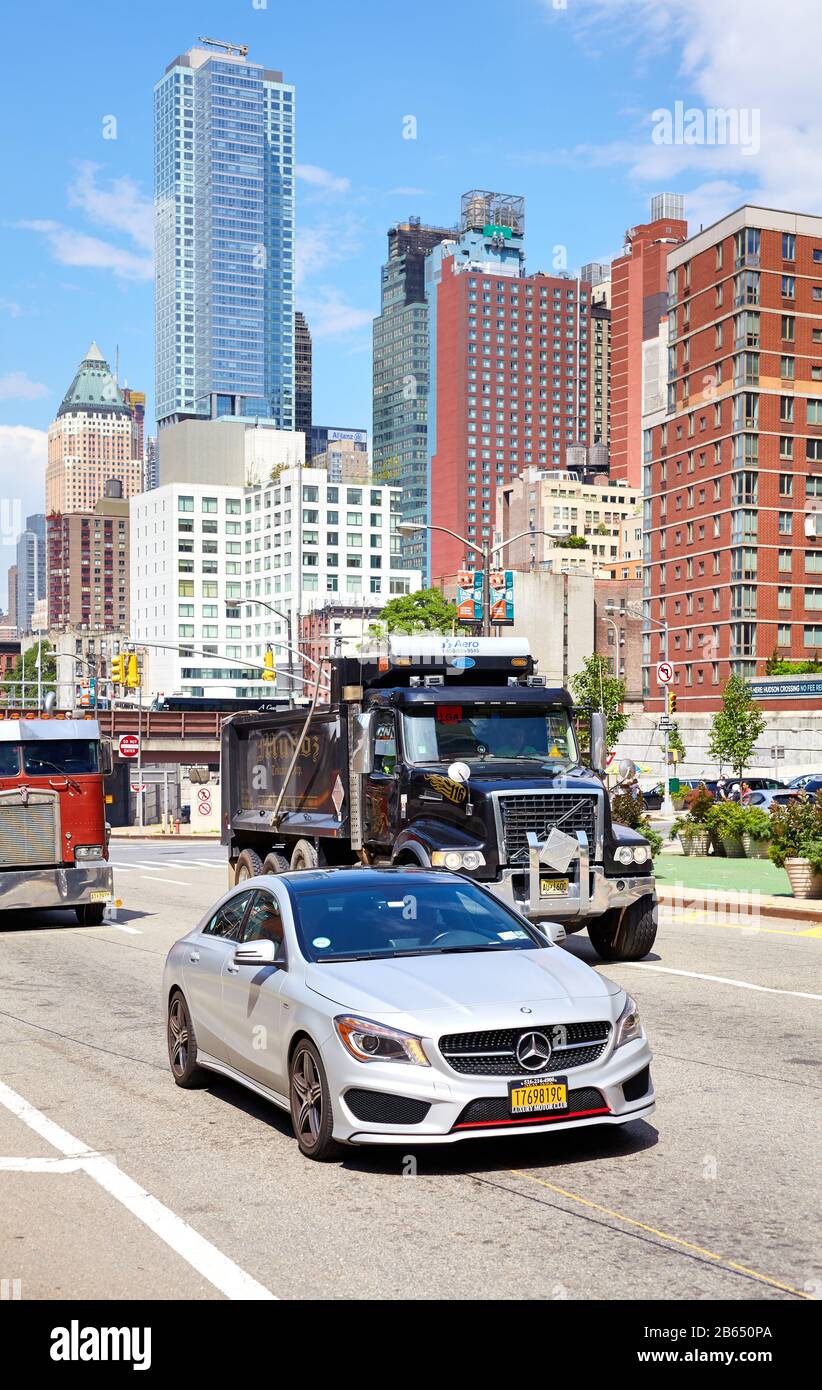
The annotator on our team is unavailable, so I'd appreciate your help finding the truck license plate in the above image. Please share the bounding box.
[509,1077,568,1114]
[540,877,569,896]
[89,891,111,902]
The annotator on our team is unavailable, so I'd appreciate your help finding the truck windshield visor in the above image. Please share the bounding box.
[402,705,578,768]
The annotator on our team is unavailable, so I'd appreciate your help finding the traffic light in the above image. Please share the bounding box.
[126,653,140,689]
[262,647,276,682]
[668,690,677,715]
[110,653,126,685]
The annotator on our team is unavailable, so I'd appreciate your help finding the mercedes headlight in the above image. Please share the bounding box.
[614,994,643,1048]
[614,846,634,866]
[431,849,485,871]
[334,1015,430,1066]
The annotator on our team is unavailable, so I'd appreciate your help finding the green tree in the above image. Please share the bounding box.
[5,640,57,703]
[561,533,588,549]
[708,674,766,781]
[368,587,457,637]
[570,653,628,745]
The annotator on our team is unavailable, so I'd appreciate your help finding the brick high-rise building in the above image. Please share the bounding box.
[426,191,591,584]
[644,206,822,711]
[46,344,143,515]
[121,386,146,462]
[295,311,312,454]
[611,195,687,486]
[46,482,130,632]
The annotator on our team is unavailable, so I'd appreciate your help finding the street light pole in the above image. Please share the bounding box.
[227,597,296,705]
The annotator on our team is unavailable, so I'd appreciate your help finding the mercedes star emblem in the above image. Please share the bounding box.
[515,1031,553,1073]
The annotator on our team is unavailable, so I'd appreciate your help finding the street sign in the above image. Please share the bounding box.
[130,783,147,793]
[119,734,140,760]
[658,717,672,731]
[656,661,674,685]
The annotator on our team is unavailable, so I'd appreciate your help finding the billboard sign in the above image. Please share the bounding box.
[456,570,483,624]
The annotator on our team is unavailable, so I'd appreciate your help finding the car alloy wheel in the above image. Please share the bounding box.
[167,991,208,1088]
[289,1040,340,1161]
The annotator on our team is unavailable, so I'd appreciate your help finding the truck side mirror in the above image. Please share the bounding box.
[590,712,607,774]
[351,710,375,775]
[100,739,113,777]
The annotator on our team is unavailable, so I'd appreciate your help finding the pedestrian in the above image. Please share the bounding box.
[740,781,752,805]
[716,772,728,800]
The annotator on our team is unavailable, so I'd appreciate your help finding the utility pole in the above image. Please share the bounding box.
[136,651,143,830]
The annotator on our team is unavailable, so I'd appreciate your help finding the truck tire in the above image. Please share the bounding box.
[587,897,657,962]
[235,849,264,883]
[290,839,319,871]
[75,902,106,926]
[263,852,290,876]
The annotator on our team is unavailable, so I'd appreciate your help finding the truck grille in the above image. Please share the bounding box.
[439,1021,611,1077]
[0,796,58,867]
[497,791,598,864]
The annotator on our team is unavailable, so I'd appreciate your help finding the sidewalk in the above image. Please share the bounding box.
[110,825,219,840]
[654,852,822,922]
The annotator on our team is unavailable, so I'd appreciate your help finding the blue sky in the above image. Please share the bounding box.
[2,0,821,596]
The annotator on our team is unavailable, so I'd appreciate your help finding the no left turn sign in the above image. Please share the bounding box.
[656,662,674,686]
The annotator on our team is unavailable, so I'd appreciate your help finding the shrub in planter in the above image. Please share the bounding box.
[610,788,661,858]
[739,805,771,859]
[705,800,747,857]
[768,794,822,896]
[670,783,714,855]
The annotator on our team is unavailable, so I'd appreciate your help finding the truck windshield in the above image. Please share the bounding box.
[21,740,99,776]
[402,705,578,768]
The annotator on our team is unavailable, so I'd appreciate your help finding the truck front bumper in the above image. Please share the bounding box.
[0,863,114,912]
[490,832,653,935]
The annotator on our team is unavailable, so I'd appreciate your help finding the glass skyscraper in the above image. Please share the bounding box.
[154,41,295,429]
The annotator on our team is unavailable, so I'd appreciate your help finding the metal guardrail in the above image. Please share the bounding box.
[95,710,228,740]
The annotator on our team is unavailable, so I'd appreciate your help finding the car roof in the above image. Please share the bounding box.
[232,866,462,895]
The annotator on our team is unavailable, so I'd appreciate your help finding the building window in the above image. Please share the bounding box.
[777,624,791,646]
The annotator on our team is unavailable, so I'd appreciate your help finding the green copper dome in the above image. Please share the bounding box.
[56,342,130,418]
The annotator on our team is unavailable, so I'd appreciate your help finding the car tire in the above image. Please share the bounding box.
[234,848,264,883]
[588,897,658,961]
[167,990,209,1088]
[290,839,319,872]
[289,1039,340,1161]
[75,902,106,926]
[263,852,290,876]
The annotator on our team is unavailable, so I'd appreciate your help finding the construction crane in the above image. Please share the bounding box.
[197,36,249,58]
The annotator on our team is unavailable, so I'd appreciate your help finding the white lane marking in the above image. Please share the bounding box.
[0,1078,277,1300]
[109,923,142,935]
[0,1155,90,1172]
[138,876,189,887]
[620,962,822,1002]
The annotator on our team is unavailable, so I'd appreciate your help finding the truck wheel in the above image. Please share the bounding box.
[290,839,319,871]
[235,849,264,883]
[75,902,106,926]
[587,897,657,962]
[263,852,290,876]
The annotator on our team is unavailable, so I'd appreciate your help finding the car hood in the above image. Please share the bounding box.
[305,947,621,1021]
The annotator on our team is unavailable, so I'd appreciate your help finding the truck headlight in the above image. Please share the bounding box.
[614,994,643,1048]
[632,845,650,865]
[74,845,104,861]
[431,850,485,871]
[614,846,634,866]
[334,1016,430,1066]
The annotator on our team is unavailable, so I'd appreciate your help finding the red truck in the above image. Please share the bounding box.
[0,715,114,923]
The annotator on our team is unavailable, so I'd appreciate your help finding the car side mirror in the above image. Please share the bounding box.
[351,710,375,775]
[233,939,283,967]
[590,712,607,774]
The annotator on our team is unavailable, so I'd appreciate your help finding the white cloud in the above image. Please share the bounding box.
[296,163,351,194]
[0,426,48,567]
[387,186,430,197]
[296,217,363,287]
[16,220,153,283]
[299,288,374,340]
[0,372,49,402]
[541,0,822,217]
[0,300,23,318]
[67,162,153,252]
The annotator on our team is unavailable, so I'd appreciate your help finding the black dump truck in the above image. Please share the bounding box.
[221,636,657,960]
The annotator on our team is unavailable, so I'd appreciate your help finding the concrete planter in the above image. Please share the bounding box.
[720,834,745,858]
[742,834,770,859]
[784,858,822,899]
[678,830,711,856]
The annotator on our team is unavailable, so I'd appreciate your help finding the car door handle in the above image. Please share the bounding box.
[189,951,200,963]
[226,962,240,973]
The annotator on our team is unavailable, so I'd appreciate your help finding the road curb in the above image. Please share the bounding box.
[657,883,822,923]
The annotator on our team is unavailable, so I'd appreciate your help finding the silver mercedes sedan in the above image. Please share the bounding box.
[163,867,654,1161]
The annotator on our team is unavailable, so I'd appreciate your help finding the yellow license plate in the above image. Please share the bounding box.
[540,877,569,896]
[88,891,111,902]
[509,1079,568,1114]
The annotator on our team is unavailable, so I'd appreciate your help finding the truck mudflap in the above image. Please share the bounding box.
[491,830,653,929]
[0,863,114,913]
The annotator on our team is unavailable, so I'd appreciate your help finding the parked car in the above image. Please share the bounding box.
[164,867,655,1161]
[789,774,822,794]
[745,789,801,810]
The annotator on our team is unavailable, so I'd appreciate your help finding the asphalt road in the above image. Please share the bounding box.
[0,839,819,1302]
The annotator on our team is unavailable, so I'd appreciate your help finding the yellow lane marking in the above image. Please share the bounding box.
[662,908,822,939]
[507,1170,812,1299]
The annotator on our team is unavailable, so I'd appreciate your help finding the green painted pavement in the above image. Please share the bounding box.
[653,852,793,897]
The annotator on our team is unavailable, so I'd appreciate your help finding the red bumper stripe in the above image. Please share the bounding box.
[453,1105,610,1131]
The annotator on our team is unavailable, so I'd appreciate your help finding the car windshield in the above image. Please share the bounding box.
[21,740,99,776]
[402,705,578,768]
[288,878,545,962]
